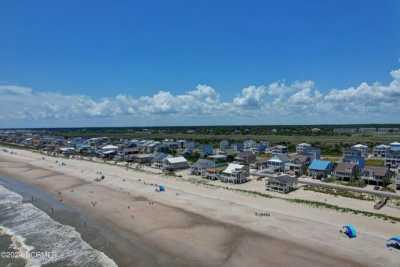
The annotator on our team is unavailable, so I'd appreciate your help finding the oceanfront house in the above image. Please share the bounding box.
[284,154,310,176]
[235,151,257,165]
[151,152,169,169]
[132,154,153,165]
[373,144,391,158]
[162,156,189,171]
[271,145,288,155]
[191,159,215,176]
[58,147,75,157]
[308,160,333,179]
[296,143,311,154]
[343,149,365,169]
[361,166,390,186]
[351,144,369,158]
[265,174,297,193]
[332,162,358,181]
[219,163,249,184]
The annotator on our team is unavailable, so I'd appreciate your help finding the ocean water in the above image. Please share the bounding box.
[0,184,118,267]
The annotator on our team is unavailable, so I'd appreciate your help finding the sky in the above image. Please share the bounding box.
[1,0,399,128]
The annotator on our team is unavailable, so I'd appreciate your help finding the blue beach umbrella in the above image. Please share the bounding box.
[342,224,357,238]
[386,236,400,249]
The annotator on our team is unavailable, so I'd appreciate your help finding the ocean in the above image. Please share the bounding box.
[0,177,118,267]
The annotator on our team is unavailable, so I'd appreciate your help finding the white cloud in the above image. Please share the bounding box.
[1,68,400,126]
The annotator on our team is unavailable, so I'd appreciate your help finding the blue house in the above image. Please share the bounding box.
[308,160,333,179]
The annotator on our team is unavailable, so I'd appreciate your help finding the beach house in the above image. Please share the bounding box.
[191,159,215,176]
[361,166,390,186]
[308,160,333,179]
[162,156,189,171]
[332,162,358,181]
[219,163,249,183]
[265,174,297,193]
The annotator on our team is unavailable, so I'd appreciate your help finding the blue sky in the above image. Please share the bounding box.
[1,1,399,127]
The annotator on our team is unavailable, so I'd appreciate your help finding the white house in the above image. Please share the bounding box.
[219,163,249,184]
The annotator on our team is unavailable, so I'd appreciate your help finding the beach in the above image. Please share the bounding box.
[0,147,399,266]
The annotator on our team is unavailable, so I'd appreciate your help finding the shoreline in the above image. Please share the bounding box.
[0,147,399,266]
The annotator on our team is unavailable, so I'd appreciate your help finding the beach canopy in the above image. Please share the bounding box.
[342,224,357,238]
[387,236,400,249]
[158,185,165,192]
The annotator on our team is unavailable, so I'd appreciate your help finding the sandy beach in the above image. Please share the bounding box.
[0,147,399,266]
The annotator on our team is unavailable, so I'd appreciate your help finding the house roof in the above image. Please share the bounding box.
[102,145,118,150]
[375,144,390,149]
[192,159,214,169]
[334,162,356,173]
[165,156,188,164]
[309,160,332,171]
[268,174,297,184]
[364,166,388,177]
[352,144,368,149]
[223,163,245,174]
[152,152,168,161]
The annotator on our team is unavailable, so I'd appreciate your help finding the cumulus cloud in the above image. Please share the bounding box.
[1,68,400,125]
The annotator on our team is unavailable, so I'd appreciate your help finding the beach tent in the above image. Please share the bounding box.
[386,236,400,249]
[155,185,165,192]
[342,224,357,238]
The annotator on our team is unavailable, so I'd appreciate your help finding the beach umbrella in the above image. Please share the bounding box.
[386,236,400,249]
[342,224,357,238]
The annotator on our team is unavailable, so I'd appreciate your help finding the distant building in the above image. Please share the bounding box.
[243,139,257,151]
[200,144,214,157]
[235,151,256,164]
[308,160,333,179]
[384,142,400,169]
[271,145,288,155]
[296,143,311,154]
[390,142,400,152]
[343,149,365,169]
[351,144,369,158]
[373,144,391,158]
[232,143,244,152]
[219,140,230,152]
[266,174,297,194]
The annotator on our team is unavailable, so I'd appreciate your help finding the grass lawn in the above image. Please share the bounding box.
[365,159,385,167]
